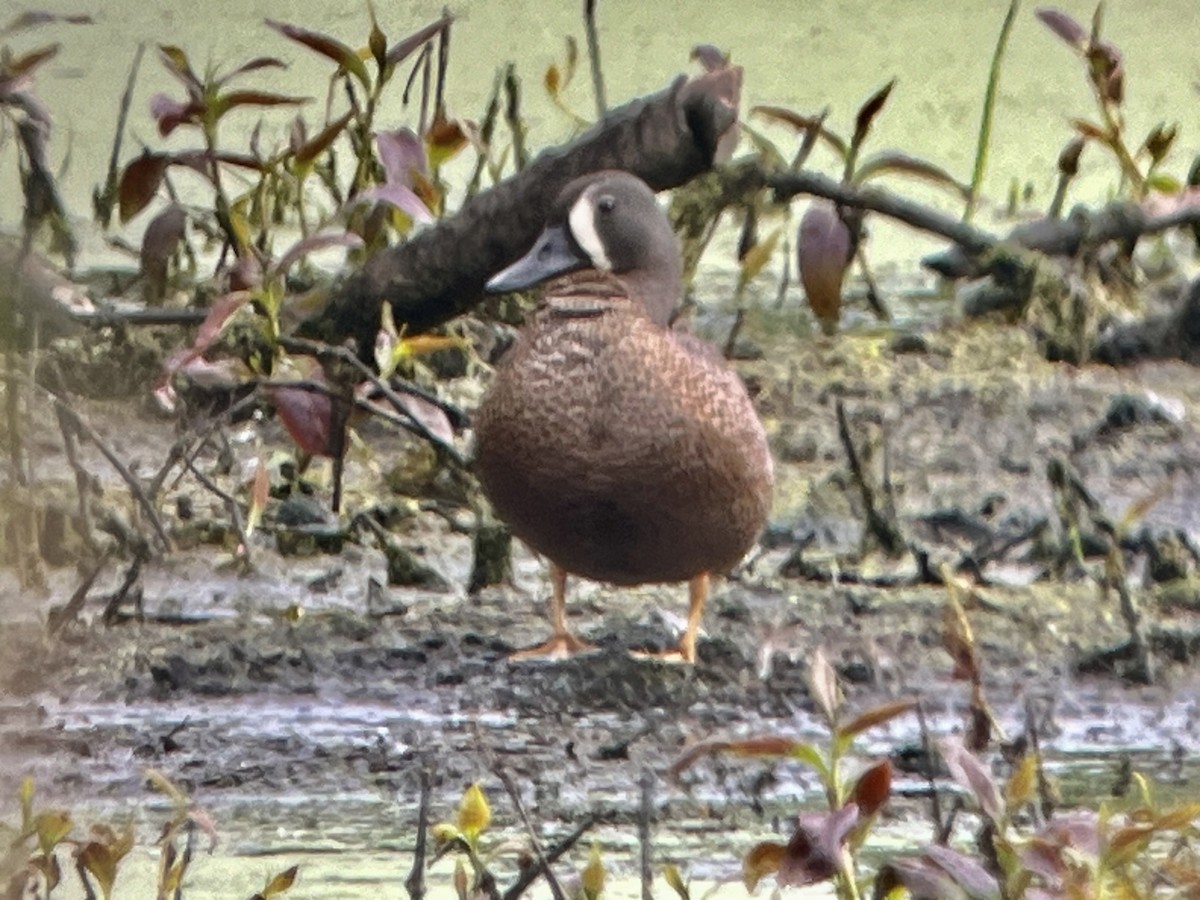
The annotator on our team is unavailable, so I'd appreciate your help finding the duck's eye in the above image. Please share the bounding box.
[597,195,615,214]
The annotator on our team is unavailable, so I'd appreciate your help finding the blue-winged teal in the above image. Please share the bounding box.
[474,171,773,663]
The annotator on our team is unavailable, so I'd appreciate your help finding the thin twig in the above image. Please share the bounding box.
[915,699,945,843]
[404,766,432,900]
[47,552,110,634]
[834,399,906,556]
[503,63,528,171]
[583,0,606,118]
[277,336,468,466]
[494,766,566,900]
[96,43,146,226]
[22,376,172,552]
[101,555,144,624]
[52,392,99,553]
[500,813,602,900]
[1023,699,1054,825]
[184,452,250,565]
[638,769,654,900]
[146,392,261,502]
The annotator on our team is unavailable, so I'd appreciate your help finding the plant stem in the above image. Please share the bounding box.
[966,0,1019,222]
[583,0,606,118]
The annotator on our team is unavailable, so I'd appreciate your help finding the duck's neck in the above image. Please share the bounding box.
[542,262,682,328]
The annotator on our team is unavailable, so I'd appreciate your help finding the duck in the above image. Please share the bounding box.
[473,170,773,663]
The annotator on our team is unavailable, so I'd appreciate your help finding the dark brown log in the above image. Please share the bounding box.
[302,66,741,351]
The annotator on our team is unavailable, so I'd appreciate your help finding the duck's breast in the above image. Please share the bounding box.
[474,312,772,585]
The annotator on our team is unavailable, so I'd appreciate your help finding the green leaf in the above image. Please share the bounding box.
[787,741,829,779]
[1146,171,1182,194]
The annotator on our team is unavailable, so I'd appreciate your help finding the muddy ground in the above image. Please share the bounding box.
[3,294,1200,893]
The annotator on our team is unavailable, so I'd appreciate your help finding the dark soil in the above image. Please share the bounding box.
[3,301,1200,880]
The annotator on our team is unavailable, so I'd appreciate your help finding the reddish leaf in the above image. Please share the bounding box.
[854,151,970,197]
[4,43,60,78]
[670,735,801,776]
[157,45,201,96]
[118,152,169,222]
[742,842,785,892]
[923,844,1001,898]
[192,292,253,360]
[1035,7,1087,48]
[215,55,288,87]
[171,150,265,178]
[425,116,470,168]
[1088,39,1124,103]
[849,760,892,817]
[272,231,365,279]
[149,93,203,137]
[367,7,387,70]
[393,388,453,446]
[838,698,918,741]
[1070,118,1109,143]
[777,804,858,887]
[246,459,270,536]
[938,737,1003,822]
[1,11,93,35]
[797,201,852,334]
[293,111,354,166]
[289,116,307,154]
[215,90,309,118]
[851,79,895,154]
[807,646,841,724]
[271,383,336,457]
[875,857,969,900]
[1019,812,1100,879]
[384,12,454,66]
[265,19,370,88]
[351,184,434,223]
[941,594,979,682]
[140,203,188,298]
[751,104,849,158]
[690,44,729,73]
[376,127,427,186]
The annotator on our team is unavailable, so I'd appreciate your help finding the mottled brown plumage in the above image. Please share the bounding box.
[473,171,773,662]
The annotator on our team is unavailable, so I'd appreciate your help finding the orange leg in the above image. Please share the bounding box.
[510,563,597,660]
[678,572,709,664]
[633,572,708,664]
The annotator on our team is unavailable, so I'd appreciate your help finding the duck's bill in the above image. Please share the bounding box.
[487,225,585,293]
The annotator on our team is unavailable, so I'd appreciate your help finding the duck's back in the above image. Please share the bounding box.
[474,286,773,586]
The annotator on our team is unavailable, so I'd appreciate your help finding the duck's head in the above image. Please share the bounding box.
[487,170,683,327]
